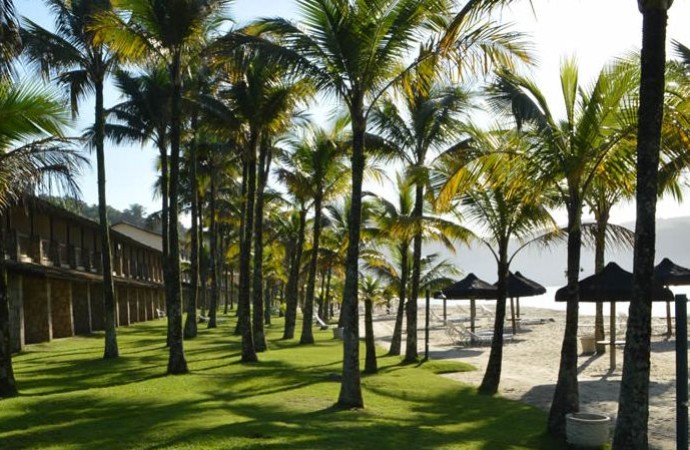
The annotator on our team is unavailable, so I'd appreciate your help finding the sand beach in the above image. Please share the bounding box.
[371,304,683,450]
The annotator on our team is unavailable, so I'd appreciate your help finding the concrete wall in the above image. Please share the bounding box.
[22,275,50,344]
[50,279,73,339]
[72,281,91,335]
[8,274,24,352]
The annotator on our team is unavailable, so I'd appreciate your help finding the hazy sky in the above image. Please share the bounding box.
[14,0,690,224]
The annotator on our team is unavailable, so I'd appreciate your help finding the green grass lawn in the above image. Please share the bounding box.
[0,315,565,450]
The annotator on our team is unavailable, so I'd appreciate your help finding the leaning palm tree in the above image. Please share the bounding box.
[94,0,231,374]
[436,127,559,394]
[0,81,86,397]
[22,0,121,359]
[487,59,640,436]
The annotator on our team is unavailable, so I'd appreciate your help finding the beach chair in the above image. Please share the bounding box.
[457,322,514,345]
[314,314,331,330]
[156,308,166,318]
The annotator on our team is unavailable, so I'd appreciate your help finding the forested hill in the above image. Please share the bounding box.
[40,196,162,233]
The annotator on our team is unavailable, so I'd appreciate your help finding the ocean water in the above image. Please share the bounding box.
[425,285,690,318]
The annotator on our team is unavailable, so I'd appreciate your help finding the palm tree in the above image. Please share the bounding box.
[487,59,640,436]
[231,0,454,408]
[22,0,121,359]
[0,81,86,397]
[369,48,471,362]
[0,0,20,79]
[281,123,349,345]
[359,275,383,374]
[436,127,558,394]
[613,2,675,447]
[94,0,231,374]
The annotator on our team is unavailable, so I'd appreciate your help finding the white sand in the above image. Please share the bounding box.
[370,305,682,450]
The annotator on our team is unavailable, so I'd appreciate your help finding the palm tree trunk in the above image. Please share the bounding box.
[207,167,218,329]
[239,134,258,362]
[264,281,272,325]
[283,205,306,339]
[224,264,230,315]
[404,182,424,362]
[337,102,365,408]
[95,78,118,359]
[183,117,200,339]
[613,4,669,448]
[479,244,508,394]
[594,214,608,353]
[324,264,333,321]
[300,194,323,345]
[165,51,188,374]
[548,198,582,436]
[389,245,408,356]
[159,136,171,345]
[363,297,377,374]
[0,221,18,397]
[252,143,270,351]
[234,161,248,335]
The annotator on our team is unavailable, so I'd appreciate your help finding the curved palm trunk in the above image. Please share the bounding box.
[363,297,377,374]
[548,198,582,436]
[184,120,200,339]
[166,52,188,374]
[300,194,323,345]
[283,206,306,339]
[0,223,17,397]
[388,245,408,356]
[404,183,424,362]
[224,266,230,315]
[337,103,365,408]
[207,169,219,329]
[479,244,509,394]
[252,143,270,351]
[239,135,258,362]
[613,5,668,448]
[594,212,608,353]
[96,78,118,359]
[324,264,333,321]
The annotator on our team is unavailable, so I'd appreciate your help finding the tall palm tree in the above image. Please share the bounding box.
[94,0,231,374]
[369,49,471,362]
[230,0,454,408]
[22,0,121,359]
[487,59,640,436]
[614,2,675,447]
[436,128,558,394]
[0,81,86,397]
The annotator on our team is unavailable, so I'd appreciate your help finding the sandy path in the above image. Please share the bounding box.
[368,306,681,450]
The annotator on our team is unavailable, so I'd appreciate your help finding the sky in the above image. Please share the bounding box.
[13,0,690,225]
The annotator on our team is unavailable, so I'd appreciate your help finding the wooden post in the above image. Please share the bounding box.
[675,294,688,450]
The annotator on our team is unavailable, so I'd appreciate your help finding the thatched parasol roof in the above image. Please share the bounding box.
[555,262,673,302]
[654,258,690,286]
[435,273,498,300]
[498,271,547,298]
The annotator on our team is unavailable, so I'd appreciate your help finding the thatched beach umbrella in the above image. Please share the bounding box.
[556,262,673,369]
[435,273,497,332]
[654,258,690,336]
[501,271,547,334]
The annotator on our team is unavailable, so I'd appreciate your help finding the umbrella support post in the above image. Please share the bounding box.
[443,297,447,324]
[667,300,673,337]
[610,302,616,371]
[675,294,688,450]
[510,297,516,335]
[470,299,476,333]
